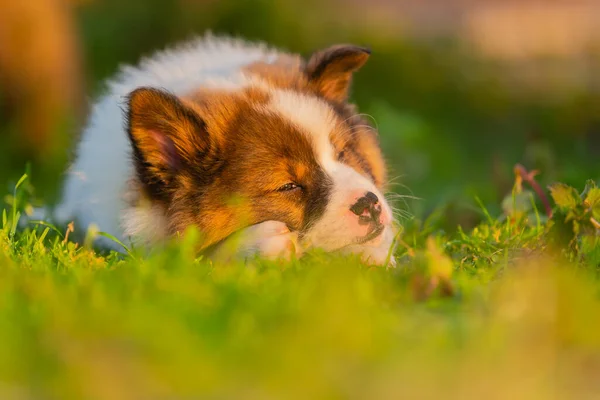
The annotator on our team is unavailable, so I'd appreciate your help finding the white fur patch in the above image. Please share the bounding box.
[120,203,169,247]
[300,161,392,247]
[49,34,286,247]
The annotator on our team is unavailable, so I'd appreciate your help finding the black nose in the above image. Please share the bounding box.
[365,191,378,205]
[350,191,381,224]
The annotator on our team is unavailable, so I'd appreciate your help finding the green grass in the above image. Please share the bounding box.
[1,174,599,399]
[2,2,599,397]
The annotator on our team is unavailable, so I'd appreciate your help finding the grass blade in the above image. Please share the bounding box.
[97,231,135,258]
[29,220,65,239]
[9,173,28,239]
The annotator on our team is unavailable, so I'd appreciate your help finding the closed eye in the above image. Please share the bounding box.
[277,183,301,192]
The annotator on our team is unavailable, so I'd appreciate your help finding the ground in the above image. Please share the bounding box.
[0,172,598,399]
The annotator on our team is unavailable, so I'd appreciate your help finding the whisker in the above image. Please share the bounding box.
[336,124,377,140]
[355,113,379,131]
[385,181,416,197]
[351,124,377,134]
[385,193,422,201]
[384,176,417,193]
[387,175,405,184]
[391,206,410,218]
[391,210,413,223]
[392,208,413,218]
[387,199,414,220]
[391,208,413,217]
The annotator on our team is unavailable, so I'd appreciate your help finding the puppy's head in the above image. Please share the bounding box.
[125,44,397,265]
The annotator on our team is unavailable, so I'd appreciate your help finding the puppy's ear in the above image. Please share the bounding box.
[126,87,212,197]
[305,44,370,103]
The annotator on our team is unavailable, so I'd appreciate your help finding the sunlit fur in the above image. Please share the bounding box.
[48,33,398,265]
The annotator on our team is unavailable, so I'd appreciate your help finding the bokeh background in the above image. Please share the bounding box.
[1,0,599,231]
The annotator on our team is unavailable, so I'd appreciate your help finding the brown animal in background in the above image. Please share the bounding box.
[0,0,84,163]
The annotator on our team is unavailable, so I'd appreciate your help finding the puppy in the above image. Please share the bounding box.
[48,33,398,265]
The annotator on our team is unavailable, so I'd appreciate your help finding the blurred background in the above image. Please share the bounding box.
[1,0,599,233]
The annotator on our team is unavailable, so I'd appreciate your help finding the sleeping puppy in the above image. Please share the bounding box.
[48,33,398,266]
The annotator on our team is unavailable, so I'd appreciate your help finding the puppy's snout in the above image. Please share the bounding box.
[350,191,382,225]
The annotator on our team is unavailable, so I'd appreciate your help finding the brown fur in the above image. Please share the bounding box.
[244,48,387,188]
[126,44,387,251]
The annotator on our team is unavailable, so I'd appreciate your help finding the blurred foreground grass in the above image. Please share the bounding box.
[1,174,599,399]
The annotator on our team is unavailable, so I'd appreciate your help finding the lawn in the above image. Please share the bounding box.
[1,172,599,399]
[2,1,600,398]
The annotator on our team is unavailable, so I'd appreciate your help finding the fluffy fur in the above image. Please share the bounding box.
[44,33,398,265]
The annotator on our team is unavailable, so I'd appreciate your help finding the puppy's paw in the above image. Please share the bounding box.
[241,221,300,260]
[210,221,301,263]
